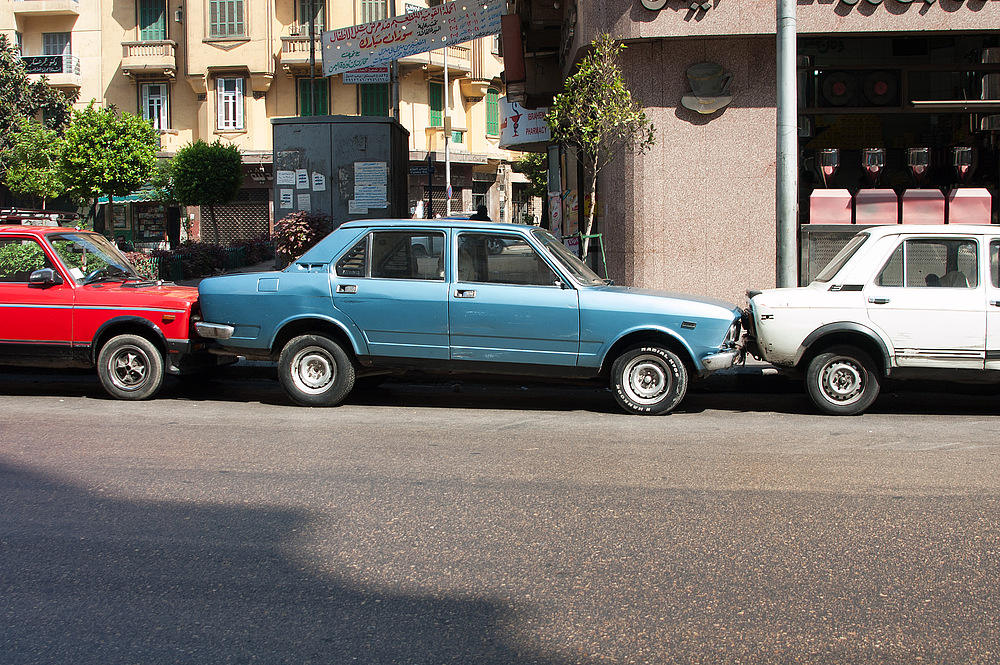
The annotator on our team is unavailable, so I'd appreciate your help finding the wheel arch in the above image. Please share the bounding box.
[600,329,696,379]
[799,323,890,375]
[90,317,168,365]
[270,317,362,361]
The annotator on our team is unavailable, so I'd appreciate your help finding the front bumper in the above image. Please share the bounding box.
[701,346,743,372]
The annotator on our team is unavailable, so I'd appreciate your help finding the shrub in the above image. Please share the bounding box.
[272,211,333,260]
[0,242,45,276]
[124,251,158,280]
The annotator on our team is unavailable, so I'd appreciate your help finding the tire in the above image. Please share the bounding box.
[278,334,355,407]
[805,345,880,416]
[611,346,688,415]
[96,334,165,400]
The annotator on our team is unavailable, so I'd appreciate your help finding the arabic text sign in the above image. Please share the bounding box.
[322,0,503,77]
[499,97,551,148]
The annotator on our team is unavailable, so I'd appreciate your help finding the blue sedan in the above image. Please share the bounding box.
[196,219,743,415]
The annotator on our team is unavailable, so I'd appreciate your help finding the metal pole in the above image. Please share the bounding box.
[776,0,798,287]
[390,0,400,121]
[444,41,452,216]
[308,0,316,115]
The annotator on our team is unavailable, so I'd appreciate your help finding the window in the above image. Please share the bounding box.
[337,232,445,280]
[141,82,169,130]
[216,77,244,130]
[42,33,71,56]
[298,78,328,116]
[877,239,978,288]
[359,0,387,23]
[0,239,48,283]
[486,87,499,136]
[429,81,443,127]
[209,0,245,38]
[457,234,558,286]
[360,83,389,117]
[451,131,463,144]
[298,0,325,32]
[139,0,167,40]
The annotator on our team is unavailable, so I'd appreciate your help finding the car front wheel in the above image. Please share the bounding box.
[806,346,880,416]
[97,334,165,400]
[611,346,688,415]
[278,334,355,407]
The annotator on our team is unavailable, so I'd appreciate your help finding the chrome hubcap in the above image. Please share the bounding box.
[821,358,864,404]
[292,347,335,394]
[624,355,670,404]
[110,347,148,390]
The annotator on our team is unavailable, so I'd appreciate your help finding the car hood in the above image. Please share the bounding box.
[80,281,200,308]
[591,284,742,315]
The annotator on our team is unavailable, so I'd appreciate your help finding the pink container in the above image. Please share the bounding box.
[809,189,853,224]
[947,188,992,224]
[901,189,945,224]
[855,189,898,225]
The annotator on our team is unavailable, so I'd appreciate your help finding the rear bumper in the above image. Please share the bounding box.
[701,347,743,372]
[195,321,235,340]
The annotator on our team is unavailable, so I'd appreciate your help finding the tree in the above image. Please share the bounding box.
[61,103,159,230]
[0,34,76,182]
[2,119,65,208]
[513,153,548,200]
[547,34,655,258]
[170,140,243,244]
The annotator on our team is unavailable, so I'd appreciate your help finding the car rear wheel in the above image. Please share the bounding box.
[611,346,688,415]
[806,345,880,416]
[278,334,355,407]
[97,334,165,400]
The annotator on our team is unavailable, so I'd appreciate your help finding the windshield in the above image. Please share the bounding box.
[814,232,870,283]
[531,228,606,286]
[47,232,140,285]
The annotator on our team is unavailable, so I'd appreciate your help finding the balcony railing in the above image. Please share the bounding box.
[122,41,177,79]
[279,35,322,74]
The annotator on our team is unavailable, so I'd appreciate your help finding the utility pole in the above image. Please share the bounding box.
[444,40,452,216]
[307,0,316,115]
[776,0,798,287]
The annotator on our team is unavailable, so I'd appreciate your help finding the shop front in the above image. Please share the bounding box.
[97,189,184,252]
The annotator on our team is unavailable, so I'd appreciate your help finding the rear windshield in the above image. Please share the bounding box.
[815,233,869,283]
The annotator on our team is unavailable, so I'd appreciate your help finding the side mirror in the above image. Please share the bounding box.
[29,268,63,286]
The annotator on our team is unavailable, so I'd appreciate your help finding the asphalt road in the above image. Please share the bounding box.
[1,367,999,664]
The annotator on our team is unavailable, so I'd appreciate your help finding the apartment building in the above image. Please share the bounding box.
[3,0,526,245]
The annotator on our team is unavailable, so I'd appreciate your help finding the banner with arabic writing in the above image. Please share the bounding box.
[322,0,504,77]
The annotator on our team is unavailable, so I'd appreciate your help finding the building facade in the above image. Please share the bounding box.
[3,0,526,245]
[507,0,1000,303]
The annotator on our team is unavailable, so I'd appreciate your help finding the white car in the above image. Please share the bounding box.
[745,224,1000,415]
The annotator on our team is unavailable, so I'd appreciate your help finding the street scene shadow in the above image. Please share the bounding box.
[0,462,599,665]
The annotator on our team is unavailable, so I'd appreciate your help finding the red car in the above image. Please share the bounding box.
[0,225,220,399]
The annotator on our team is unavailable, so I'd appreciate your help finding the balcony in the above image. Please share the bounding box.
[122,41,177,80]
[399,44,472,78]
[279,27,322,76]
[21,54,81,88]
[13,0,80,15]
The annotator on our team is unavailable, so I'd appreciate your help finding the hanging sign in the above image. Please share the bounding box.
[343,65,390,84]
[499,97,550,148]
[322,0,503,77]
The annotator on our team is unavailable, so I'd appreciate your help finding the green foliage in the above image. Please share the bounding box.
[2,119,65,207]
[513,153,548,199]
[170,140,243,244]
[60,102,159,203]
[0,35,76,183]
[0,242,45,276]
[123,251,158,280]
[272,211,334,259]
[170,140,243,208]
[547,34,656,256]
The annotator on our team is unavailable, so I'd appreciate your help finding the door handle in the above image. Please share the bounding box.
[336,284,357,294]
[454,289,477,298]
[991,301,1000,308]
[868,297,890,305]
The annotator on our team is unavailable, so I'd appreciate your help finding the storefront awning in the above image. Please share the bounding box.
[97,186,160,204]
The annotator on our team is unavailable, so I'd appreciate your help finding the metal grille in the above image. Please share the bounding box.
[202,188,269,245]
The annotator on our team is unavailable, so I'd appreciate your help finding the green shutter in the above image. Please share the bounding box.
[298,78,328,116]
[486,88,499,136]
[429,82,443,127]
[360,83,389,117]
[139,0,167,41]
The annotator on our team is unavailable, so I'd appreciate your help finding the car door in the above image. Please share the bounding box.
[0,235,74,359]
[449,231,579,366]
[984,238,1000,371]
[332,229,450,360]
[865,236,985,369]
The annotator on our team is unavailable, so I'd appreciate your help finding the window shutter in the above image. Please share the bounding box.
[217,79,226,128]
[235,78,244,129]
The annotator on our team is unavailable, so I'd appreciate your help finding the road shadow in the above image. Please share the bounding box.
[0,462,599,665]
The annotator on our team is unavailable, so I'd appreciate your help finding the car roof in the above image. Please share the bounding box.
[0,224,83,236]
[862,224,1000,238]
[338,218,535,233]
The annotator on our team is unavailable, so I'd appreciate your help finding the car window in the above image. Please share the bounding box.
[457,233,559,286]
[876,238,978,288]
[0,238,49,283]
[336,231,445,281]
[815,233,869,283]
[991,241,1000,288]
